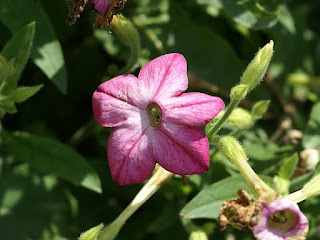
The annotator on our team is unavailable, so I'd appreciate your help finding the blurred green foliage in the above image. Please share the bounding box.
[0,0,320,239]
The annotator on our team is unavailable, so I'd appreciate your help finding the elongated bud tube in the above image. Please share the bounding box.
[218,136,277,202]
[240,40,274,91]
[111,14,140,49]
[287,174,320,203]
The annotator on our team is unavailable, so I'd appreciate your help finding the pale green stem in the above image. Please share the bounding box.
[232,155,277,202]
[98,166,174,240]
[207,99,239,137]
[286,190,305,203]
[117,44,140,75]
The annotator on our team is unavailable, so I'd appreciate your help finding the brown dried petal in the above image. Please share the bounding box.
[66,0,88,25]
[93,0,127,29]
[218,190,256,231]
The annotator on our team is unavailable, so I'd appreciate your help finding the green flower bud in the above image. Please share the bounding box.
[230,84,249,101]
[227,108,253,128]
[218,136,248,164]
[287,73,311,87]
[111,14,140,49]
[251,100,270,120]
[240,40,274,91]
[79,223,104,240]
[273,175,290,195]
[189,230,208,240]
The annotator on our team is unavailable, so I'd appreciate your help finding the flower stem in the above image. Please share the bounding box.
[208,99,239,137]
[98,166,174,240]
[286,190,305,203]
[232,155,277,202]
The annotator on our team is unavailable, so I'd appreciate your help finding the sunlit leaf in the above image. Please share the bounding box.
[219,0,279,29]
[0,22,35,95]
[0,0,67,93]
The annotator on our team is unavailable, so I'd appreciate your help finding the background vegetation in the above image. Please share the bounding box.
[1,0,320,239]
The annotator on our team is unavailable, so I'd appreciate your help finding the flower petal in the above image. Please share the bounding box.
[92,74,149,127]
[149,122,209,175]
[92,0,110,14]
[162,92,224,127]
[138,53,188,101]
[253,198,309,240]
[107,126,156,185]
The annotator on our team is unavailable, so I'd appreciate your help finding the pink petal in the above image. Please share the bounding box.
[138,53,188,101]
[149,122,209,175]
[93,0,110,14]
[107,126,156,185]
[162,92,224,127]
[92,74,149,127]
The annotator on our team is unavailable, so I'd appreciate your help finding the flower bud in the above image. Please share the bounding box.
[111,14,140,49]
[251,100,270,120]
[287,72,311,87]
[230,84,249,101]
[189,230,208,240]
[227,108,253,128]
[218,136,248,164]
[240,40,274,91]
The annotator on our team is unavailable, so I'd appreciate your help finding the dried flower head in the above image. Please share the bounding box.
[66,0,127,28]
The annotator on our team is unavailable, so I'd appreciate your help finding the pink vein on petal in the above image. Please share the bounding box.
[149,122,209,175]
[138,53,188,101]
[162,92,225,127]
[107,126,155,185]
[92,74,150,127]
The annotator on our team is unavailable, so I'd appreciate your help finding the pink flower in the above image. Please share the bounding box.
[92,53,224,185]
[253,198,308,240]
[88,0,110,14]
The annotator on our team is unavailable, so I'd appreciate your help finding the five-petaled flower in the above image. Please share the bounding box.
[253,198,308,240]
[92,53,224,185]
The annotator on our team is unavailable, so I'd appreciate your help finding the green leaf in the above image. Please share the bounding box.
[4,84,43,103]
[0,22,35,95]
[0,100,17,114]
[303,102,320,149]
[0,173,69,240]
[0,0,67,93]
[278,153,299,180]
[2,131,102,193]
[219,0,279,29]
[180,175,271,219]
[79,224,104,240]
[0,56,15,89]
